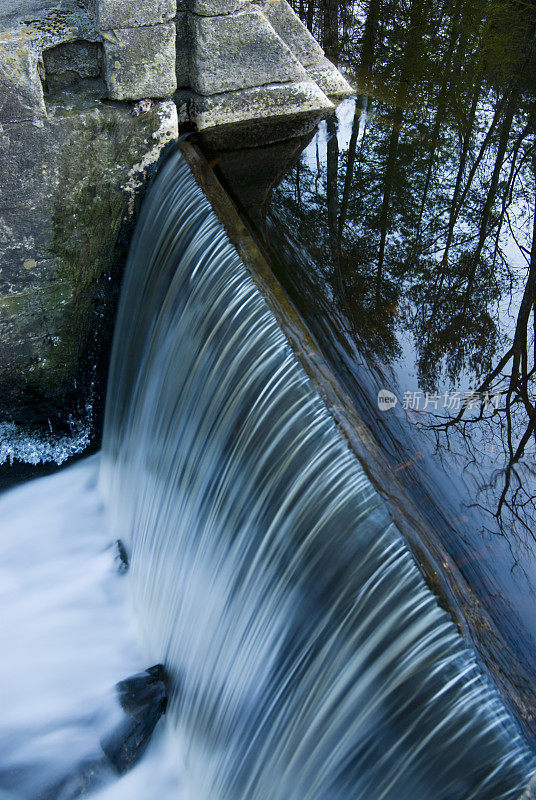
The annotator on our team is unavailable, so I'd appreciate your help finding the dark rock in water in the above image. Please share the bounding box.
[3,666,170,799]
[100,713,161,776]
[100,664,168,775]
[115,664,168,718]
[114,539,129,574]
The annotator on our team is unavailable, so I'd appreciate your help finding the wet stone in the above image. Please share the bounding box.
[100,664,169,775]
[114,539,129,573]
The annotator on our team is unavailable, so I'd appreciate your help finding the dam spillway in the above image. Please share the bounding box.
[97,147,535,800]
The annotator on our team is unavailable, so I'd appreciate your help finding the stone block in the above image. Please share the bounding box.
[0,35,46,122]
[176,79,333,145]
[307,55,353,98]
[177,0,251,15]
[175,10,190,88]
[189,9,307,96]
[98,0,176,30]
[103,23,177,100]
[260,0,324,67]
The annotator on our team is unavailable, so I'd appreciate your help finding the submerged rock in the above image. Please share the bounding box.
[23,666,170,798]
[114,538,129,573]
[100,664,168,774]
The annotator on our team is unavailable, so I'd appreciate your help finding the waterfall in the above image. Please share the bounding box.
[101,147,535,800]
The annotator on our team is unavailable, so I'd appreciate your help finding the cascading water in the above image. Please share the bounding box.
[98,146,535,800]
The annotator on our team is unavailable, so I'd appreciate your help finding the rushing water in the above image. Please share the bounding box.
[1,147,536,799]
[101,148,536,798]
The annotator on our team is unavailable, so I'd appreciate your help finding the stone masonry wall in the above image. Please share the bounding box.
[0,0,349,451]
[95,0,352,130]
[1,0,352,134]
[98,0,177,100]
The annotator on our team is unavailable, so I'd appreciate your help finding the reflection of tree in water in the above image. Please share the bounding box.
[276,0,536,535]
[428,197,536,541]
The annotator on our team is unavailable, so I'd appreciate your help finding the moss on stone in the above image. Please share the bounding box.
[0,90,176,429]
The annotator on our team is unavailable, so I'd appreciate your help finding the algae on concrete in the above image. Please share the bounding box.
[0,85,177,433]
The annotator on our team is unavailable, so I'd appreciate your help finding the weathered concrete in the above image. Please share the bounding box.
[98,0,175,30]
[103,22,177,100]
[189,9,306,95]
[0,86,177,425]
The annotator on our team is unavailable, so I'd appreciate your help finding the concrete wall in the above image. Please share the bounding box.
[0,0,351,130]
[0,1,178,440]
[0,0,350,444]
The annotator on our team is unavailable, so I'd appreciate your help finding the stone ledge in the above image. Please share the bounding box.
[103,22,177,100]
[176,79,333,146]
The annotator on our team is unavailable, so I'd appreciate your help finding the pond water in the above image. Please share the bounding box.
[210,0,536,741]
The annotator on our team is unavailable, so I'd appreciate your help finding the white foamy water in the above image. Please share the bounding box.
[0,456,182,800]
